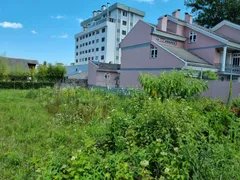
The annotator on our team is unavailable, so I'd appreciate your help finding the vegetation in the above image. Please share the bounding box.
[185,0,240,27]
[1,71,240,179]
[0,81,54,89]
[199,70,218,80]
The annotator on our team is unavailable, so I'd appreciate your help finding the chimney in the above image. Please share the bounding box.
[101,5,106,11]
[158,15,168,31]
[172,9,180,19]
[185,13,193,24]
[93,11,97,17]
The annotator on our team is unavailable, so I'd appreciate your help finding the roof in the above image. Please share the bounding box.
[81,3,145,26]
[0,56,38,72]
[158,44,215,68]
[212,20,240,31]
[68,72,88,79]
[98,63,120,72]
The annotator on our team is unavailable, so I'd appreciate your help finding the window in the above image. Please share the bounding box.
[122,20,127,25]
[86,34,88,38]
[76,38,78,42]
[92,57,94,60]
[89,49,91,53]
[82,51,84,54]
[96,30,99,34]
[92,40,95,44]
[89,41,91,45]
[88,57,90,61]
[123,11,127,17]
[80,44,82,47]
[96,56,98,60]
[82,35,85,39]
[102,37,105,42]
[150,45,158,58]
[76,45,78,49]
[76,52,78,56]
[92,48,94,52]
[76,68,78,72]
[189,31,197,43]
[89,33,91,37]
[85,50,87,53]
[101,46,105,51]
[80,36,82,40]
[116,56,119,60]
[101,55,104,60]
[104,73,110,79]
[86,42,88,46]
[102,28,105,33]
[131,13,133,17]
[92,32,95,35]
[122,30,127,35]
[96,48,99,51]
[96,39,99,43]
[76,59,78,63]
[83,43,85,47]
[80,52,82,55]
[85,58,87,61]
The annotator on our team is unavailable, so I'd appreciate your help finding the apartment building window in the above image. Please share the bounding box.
[76,45,78,49]
[122,20,127,26]
[92,40,95,44]
[189,31,197,43]
[89,41,91,45]
[96,56,98,60]
[82,58,84,61]
[76,59,78,63]
[92,49,94,52]
[123,11,127,17]
[76,52,78,56]
[85,58,87,61]
[88,49,91,53]
[96,30,99,34]
[76,38,78,42]
[86,34,88,38]
[80,52,82,55]
[89,33,91,37]
[82,43,85,47]
[102,28,105,33]
[82,51,84,54]
[96,39,99,43]
[101,46,105,51]
[82,35,85,39]
[150,45,158,58]
[102,37,105,42]
[131,13,133,17]
[92,32,95,35]
[80,44,82,47]
[122,30,127,35]
[92,57,94,60]
[86,42,88,46]
[116,56,119,60]
[101,55,104,60]
[85,50,87,53]
[96,48,99,51]
[80,36,82,40]
[88,57,90,61]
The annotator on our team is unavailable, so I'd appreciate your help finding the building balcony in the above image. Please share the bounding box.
[215,63,240,75]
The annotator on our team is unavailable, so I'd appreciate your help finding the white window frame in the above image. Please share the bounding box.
[150,45,158,59]
[189,31,197,43]
[104,73,111,79]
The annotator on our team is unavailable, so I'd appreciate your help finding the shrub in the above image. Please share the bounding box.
[199,70,218,80]
[0,81,54,89]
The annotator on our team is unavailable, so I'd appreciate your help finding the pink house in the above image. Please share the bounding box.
[119,10,240,88]
[88,61,120,87]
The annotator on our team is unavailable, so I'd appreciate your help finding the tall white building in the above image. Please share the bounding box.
[74,3,145,65]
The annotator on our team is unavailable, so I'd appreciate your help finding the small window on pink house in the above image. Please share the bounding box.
[189,31,197,43]
[150,45,158,59]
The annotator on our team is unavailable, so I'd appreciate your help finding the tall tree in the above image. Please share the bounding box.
[185,0,240,28]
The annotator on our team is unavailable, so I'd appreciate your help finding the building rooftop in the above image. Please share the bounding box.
[81,3,145,27]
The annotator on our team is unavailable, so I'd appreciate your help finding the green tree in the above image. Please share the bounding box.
[185,0,240,28]
[0,56,9,80]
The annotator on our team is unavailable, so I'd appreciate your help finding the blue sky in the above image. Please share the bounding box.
[0,0,187,65]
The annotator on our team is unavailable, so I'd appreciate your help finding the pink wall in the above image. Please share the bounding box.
[88,62,98,86]
[202,81,240,102]
[167,21,185,36]
[96,71,119,87]
[190,48,221,64]
[215,25,240,43]
[121,42,185,69]
[121,20,152,48]
[184,27,224,50]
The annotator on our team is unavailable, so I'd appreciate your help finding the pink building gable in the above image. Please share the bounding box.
[214,25,240,43]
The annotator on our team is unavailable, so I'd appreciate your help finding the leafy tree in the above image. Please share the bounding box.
[0,56,9,80]
[36,64,48,82]
[185,0,240,28]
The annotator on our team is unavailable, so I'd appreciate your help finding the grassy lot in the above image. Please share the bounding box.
[0,89,98,179]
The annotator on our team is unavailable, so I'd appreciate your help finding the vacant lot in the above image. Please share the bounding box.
[1,87,240,179]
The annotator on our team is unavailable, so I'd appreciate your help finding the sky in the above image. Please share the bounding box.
[0,0,187,65]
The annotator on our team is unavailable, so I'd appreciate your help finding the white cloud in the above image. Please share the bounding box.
[51,34,68,39]
[76,18,84,23]
[0,21,23,29]
[135,0,154,3]
[31,30,37,34]
[51,15,66,19]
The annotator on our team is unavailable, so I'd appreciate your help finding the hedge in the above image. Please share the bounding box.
[0,81,55,89]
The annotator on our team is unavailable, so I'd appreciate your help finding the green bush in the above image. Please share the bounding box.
[199,70,218,80]
[0,81,55,89]
[232,97,240,109]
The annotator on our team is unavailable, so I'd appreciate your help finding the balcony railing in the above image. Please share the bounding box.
[87,17,116,28]
[215,63,240,74]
